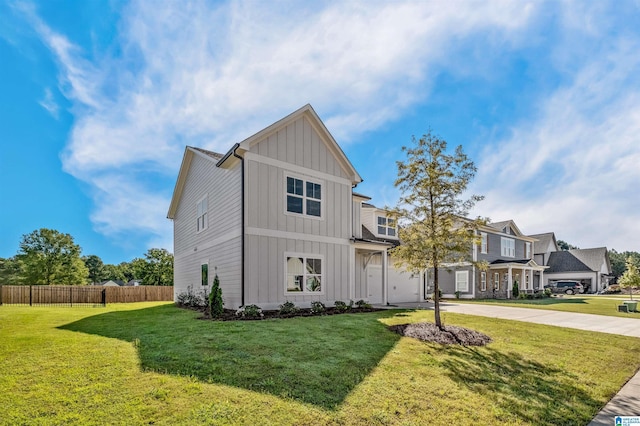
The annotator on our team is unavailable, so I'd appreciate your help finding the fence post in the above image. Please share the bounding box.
[102,288,106,307]
[29,285,33,306]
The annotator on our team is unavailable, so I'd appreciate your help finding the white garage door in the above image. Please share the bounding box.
[367,265,421,304]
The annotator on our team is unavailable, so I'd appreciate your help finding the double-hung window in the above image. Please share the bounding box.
[196,196,208,232]
[480,271,487,291]
[377,216,396,237]
[455,270,469,292]
[480,232,488,254]
[494,273,500,290]
[525,241,531,258]
[286,176,322,217]
[286,254,322,293]
[501,237,515,257]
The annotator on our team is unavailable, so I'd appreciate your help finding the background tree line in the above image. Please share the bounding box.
[0,228,173,286]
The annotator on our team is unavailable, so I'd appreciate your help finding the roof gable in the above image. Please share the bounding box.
[568,247,610,274]
[546,251,592,273]
[528,232,558,254]
[167,146,224,219]
[220,104,362,184]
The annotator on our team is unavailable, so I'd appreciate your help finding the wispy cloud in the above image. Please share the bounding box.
[471,5,640,251]
[38,87,58,118]
[18,0,537,250]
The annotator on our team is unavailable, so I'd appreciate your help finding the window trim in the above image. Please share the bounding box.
[525,241,531,258]
[480,271,487,291]
[480,232,488,254]
[284,252,324,295]
[455,270,469,292]
[284,174,324,220]
[201,262,209,287]
[196,195,208,233]
[501,237,515,258]
[494,272,500,290]
[376,215,397,237]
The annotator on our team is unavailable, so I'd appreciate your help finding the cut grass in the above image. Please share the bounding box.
[455,296,640,318]
[1,302,639,425]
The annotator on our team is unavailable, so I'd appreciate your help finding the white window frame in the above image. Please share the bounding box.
[494,272,500,290]
[455,270,469,292]
[525,272,530,289]
[284,174,324,219]
[196,195,208,232]
[377,216,397,237]
[501,237,515,258]
[480,232,488,254]
[480,271,487,291]
[525,241,531,258]
[284,252,324,295]
[201,262,209,287]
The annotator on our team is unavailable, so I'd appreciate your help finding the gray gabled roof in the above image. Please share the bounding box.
[546,251,592,273]
[191,147,224,160]
[361,225,400,247]
[568,247,610,274]
[528,232,557,254]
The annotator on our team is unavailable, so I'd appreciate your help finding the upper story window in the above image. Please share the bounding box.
[285,254,322,294]
[501,237,515,257]
[377,216,396,237]
[286,176,322,218]
[196,196,208,232]
[525,241,531,258]
[480,232,488,254]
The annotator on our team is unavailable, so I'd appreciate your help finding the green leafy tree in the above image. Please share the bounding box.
[208,271,224,318]
[0,257,24,285]
[619,257,640,300]
[102,263,126,282]
[557,240,579,251]
[389,130,486,329]
[83,255,105,284]
[17,228,88,285]
[609,249,640,279]
[140,248,174,286]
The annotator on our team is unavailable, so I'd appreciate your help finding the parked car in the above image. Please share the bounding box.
[544,280,584,295]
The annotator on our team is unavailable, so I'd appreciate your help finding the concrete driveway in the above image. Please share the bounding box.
[385,301,640,424]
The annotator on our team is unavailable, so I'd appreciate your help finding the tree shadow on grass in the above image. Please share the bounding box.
[437,345,601,425]
[58,304,400,410]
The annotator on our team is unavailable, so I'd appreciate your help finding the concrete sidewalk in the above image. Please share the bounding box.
[382,302,640,424]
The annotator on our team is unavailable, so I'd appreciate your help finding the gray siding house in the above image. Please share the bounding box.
[432,220,547,299]
[168,104,403,309]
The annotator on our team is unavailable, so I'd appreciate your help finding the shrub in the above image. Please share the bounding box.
[432,289,443,300]
[310,301,326,314]
[176,286,207,308]
[355,299,372,309]
[544,287,552,297]
[279,301,299,315]
[236,304,263,318]
[208,273,224,318]
[518,293,527,299]
[454,291,461,299]
[334,300,349,312]
[512,281,520,299]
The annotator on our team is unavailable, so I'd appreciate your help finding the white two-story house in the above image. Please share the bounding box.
[167,104,424,309]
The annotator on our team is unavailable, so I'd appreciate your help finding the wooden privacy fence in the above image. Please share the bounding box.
[0,285,174,306]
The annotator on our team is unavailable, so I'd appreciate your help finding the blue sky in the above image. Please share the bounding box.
[1,0,640,264]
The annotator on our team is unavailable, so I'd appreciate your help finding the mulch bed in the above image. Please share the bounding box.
[183,306,382,321]
[389,322,492,346]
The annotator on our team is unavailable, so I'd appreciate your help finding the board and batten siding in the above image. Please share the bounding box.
[242,115,354,309]
[172,151,243,307]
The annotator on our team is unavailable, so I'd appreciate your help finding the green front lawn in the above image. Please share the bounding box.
[1,302,639,425]
[456,295,640,318]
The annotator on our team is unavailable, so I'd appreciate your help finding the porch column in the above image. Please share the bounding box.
[349,247,356,301]
[507,266,513,299]
[540,269,545,290]
[382,249,389,305]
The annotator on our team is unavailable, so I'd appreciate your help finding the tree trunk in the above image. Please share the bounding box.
[433,266,443,329]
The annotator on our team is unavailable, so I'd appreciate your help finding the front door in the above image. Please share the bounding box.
[367,265,383,304]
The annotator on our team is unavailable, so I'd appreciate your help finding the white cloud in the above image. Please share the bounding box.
[38,87,58,117]
[472,30,640,251]
[22,0,538,251]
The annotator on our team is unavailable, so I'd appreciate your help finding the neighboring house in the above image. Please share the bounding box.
[126,280,141,286]
[433,220,547,299]
[545,247,612,293]
[99,280,125,287]
[168,104,411,309]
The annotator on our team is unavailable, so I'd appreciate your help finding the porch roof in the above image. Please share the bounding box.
[488,259,547,271]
